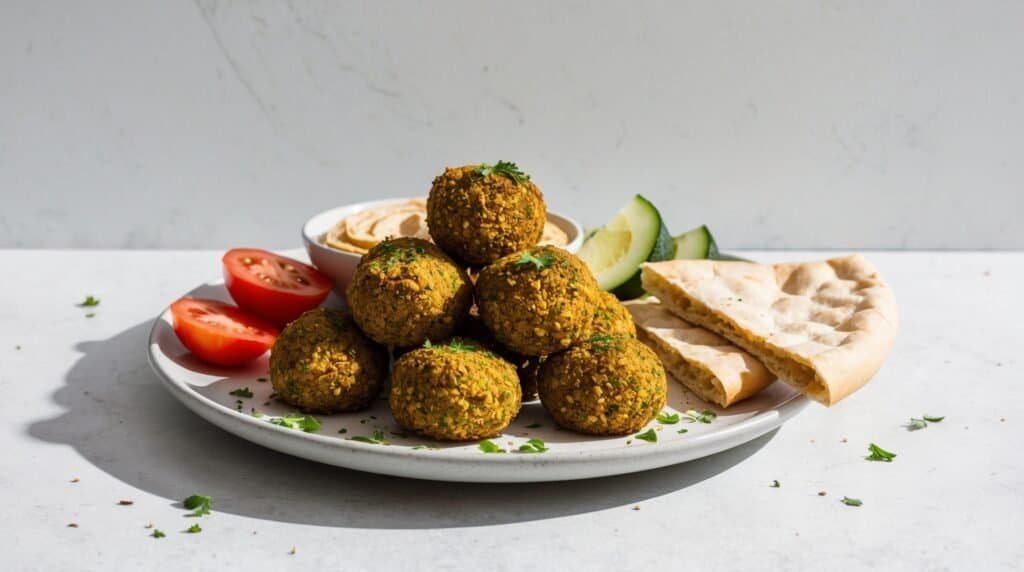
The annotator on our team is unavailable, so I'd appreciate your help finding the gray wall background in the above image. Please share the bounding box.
[2,1,1022,250]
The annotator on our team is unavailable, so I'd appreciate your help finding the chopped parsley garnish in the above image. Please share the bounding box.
[373,241,427,270]
[183,494,212,517]
[257,377,268,383]
[337,428,348,434]
[446,339,476,353]
[841,496,863,507]
[251,410,265,418]
[422,339,433,348]
[78,295,100,307]
[269,414,321,433]
[474,160,531,186]
[151,529,166,538]
[516,250,556,270]
[518,438,549,453]
[908,414,944,430]
[525,422,542,429]
[865,443,897,462]
[682,409,717,424]
[478,439,506,454]
[635,428,658,443]
[770,480,781,488]
[656,411,681,425]
[229,387,253,398]
[677,428,689,434]
[350,429,387,445]
[186,523,202,534]
[85,312,96,318]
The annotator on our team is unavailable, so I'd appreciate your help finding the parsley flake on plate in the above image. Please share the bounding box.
[350,429,388,445]
[151,529,166,539]
[186,523,202,534]
[906,418,928,431]
[478,439,506,454]
[635,428,658,443]
[518,438,549,453]
[229,387,254,398]
[865,443,897,462]
[770,480,781,488]
[183,494,212,517]
[841,496,863,507]
[923,414,945,423]
[677,428,689,434]
[682,409,717,424]
[78,295,100,307]
[269,414,321,433]
[656,411,681,424]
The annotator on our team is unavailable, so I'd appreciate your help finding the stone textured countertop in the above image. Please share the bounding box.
[1,250,1020,571]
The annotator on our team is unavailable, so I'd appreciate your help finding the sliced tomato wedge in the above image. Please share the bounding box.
[222,248,332,326]
[169,298,279,366]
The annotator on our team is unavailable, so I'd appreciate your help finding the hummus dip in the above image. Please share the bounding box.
[324,198,569,254]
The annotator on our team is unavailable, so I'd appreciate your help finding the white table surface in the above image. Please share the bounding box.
[1,249,1020,571]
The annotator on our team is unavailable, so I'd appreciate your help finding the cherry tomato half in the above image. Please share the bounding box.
[222,248,332,326]
[169,298,278,366]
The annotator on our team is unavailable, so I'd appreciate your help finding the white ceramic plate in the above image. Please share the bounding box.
[149,281,808,483]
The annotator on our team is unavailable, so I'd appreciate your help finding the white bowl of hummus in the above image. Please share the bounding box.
[302,197,584,291]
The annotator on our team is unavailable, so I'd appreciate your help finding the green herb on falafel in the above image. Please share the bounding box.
[515,250,556,270]
[229,387,253,398]
[474,161,531,186]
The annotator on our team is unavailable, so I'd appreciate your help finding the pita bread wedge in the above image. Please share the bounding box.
[625,298,775,407]
[641,254,898,406]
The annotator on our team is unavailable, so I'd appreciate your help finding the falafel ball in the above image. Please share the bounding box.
[390,338,522,441]
[427,163,546,265]
[346,237,473,348]
[269,308,388,413]
[591,290,637,338]
[538,335,667,435]
[456,312,541,402]
[476,246,599,356]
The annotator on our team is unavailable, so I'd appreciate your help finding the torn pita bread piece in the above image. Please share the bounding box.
[641,254,898,406]
[624,298,775,408]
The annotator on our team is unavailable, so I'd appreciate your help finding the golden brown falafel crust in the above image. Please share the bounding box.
[390,338,522,441]
[476,246,599,356]
[538,335,667,435]
[269,308,388,413]
[591,290,637,338]
[427,165,546,265]
[346,237,472,348]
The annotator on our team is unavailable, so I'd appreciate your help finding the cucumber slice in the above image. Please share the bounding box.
[578,195,675,300]
[673,225,719,259]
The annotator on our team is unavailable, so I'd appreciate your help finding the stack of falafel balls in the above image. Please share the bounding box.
[270,164,668,441]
